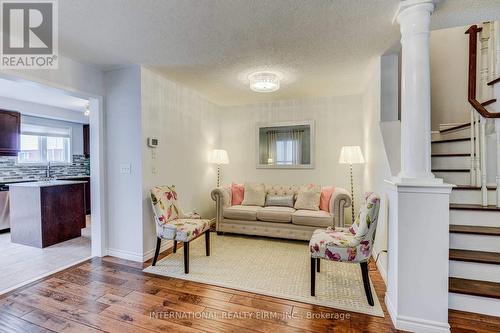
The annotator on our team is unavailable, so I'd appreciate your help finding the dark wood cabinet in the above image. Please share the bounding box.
[83,124,90,158]
[0,110,20,156]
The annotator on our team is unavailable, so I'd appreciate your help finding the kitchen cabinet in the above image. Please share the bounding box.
[0,110,20,156]
[83,124,90,158]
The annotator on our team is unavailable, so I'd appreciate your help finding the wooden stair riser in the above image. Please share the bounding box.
[432,140,471,154]
[450,209,500,227]
[451,189,497,205]
[449,293,500,317]
[433,171,470,185]
[432,156,471,169]
[450,260,500,283]
[450,233,500,252]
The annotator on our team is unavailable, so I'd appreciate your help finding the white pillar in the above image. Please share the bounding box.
[396,0,440,184]
[385,1,453,332]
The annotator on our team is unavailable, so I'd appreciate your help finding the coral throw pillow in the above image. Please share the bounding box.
[231,183,244,206]
[320,186,334,212]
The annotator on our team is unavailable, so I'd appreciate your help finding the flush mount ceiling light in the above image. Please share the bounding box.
[248,71,280,93]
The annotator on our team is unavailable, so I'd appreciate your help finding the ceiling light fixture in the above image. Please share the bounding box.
[248,71,280,93]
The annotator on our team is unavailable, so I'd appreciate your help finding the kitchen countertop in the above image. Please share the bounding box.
[0,175,89,186]
[8,180,87,188]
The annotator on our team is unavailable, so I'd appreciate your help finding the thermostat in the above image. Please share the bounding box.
[147,137,159,148]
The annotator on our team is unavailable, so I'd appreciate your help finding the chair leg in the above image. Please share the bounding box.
[360,262,374,306]
[152,237,161,266]
[311,257,316,296]
[205,230,210,256]
[173,240,177,253]
[183,242,190,274]
[316,258,321,273]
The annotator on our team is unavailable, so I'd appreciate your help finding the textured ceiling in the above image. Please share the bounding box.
[58,0,500,106]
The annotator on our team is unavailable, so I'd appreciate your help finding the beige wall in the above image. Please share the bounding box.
[430,26,469,130]
[141,67,221,255]
[219,96,365,224]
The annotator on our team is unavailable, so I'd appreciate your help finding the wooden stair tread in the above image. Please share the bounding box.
[449,249,500,265]
[450,225,500,236]
[449,278,500,299]
[450,203,500,211]
[439,123,470,134]
[432,169,469,172]
[432,138,470,144]
[453,185,496,190]
[431,153,471,157]
[487,76,500,86]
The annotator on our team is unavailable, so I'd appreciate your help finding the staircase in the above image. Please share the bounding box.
[432,125,500,317]
[431,22,500,317]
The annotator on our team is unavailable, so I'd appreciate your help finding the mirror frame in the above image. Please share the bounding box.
[255,120,315,169]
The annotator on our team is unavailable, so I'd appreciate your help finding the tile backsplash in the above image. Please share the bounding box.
[0,155,90,181]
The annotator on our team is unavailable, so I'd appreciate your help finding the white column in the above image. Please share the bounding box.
[386,1,453,332]
[396,0,440,184]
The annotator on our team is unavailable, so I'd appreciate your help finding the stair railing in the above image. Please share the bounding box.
[466,23,500,207]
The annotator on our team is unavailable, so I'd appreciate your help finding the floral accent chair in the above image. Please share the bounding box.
[309,192,380,306]
[150,185,211,273]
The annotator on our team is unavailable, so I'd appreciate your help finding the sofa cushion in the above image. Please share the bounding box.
[294,187,321,211]
[292,209,333,227]
[231,183,244,205]
[223,205,262,221]
[265,194,294,208]
[257,206,295,223]
[242,183,266,206]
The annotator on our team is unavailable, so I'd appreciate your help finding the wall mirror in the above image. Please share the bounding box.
[256,120,314,169]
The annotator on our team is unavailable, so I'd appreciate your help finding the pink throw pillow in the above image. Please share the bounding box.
[231,183,244,206]
[319,186,334,212]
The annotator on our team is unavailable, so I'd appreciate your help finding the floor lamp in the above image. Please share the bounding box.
[339,146,365,224]
[209,149,229,187]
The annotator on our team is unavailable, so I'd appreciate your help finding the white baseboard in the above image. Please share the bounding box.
[107,240,173,263]
[106,247,145,262]
[143,240,173,262]
[385,294,451,333]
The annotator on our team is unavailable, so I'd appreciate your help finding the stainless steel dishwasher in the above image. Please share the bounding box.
[0,184,9,232]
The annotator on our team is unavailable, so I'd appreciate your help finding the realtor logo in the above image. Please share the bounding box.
[1,0,58,69]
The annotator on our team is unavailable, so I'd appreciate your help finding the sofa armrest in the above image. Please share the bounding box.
[211,186,231,230]
[330,187,352,227]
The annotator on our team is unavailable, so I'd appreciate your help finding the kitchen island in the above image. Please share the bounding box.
[9,180,86,248]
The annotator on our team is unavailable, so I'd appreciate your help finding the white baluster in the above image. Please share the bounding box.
[496,118,500,207]
[470,109,476,186]
[481,116,488,206]
[495,21,500,76]
[475,113,482,186]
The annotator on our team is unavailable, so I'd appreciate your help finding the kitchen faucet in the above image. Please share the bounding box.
[46,161,51,179]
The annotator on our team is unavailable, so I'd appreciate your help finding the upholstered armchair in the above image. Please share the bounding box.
[150,185,211,273]
[309,192,380,306]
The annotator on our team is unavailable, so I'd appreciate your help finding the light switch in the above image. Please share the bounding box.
[120,163,131,174]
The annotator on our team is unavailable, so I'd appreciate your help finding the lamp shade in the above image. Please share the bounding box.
[339,146,365,164]
[209,149,229,165]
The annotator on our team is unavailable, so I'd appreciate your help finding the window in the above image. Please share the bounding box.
[18,124,71,164]
[276,137,294,165]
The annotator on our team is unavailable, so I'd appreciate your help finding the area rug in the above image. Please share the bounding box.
[144,233,384,317]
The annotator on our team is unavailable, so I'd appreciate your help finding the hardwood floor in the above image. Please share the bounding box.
[0,247,499,332]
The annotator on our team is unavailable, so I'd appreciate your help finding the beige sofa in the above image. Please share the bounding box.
[211,184,351,241]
